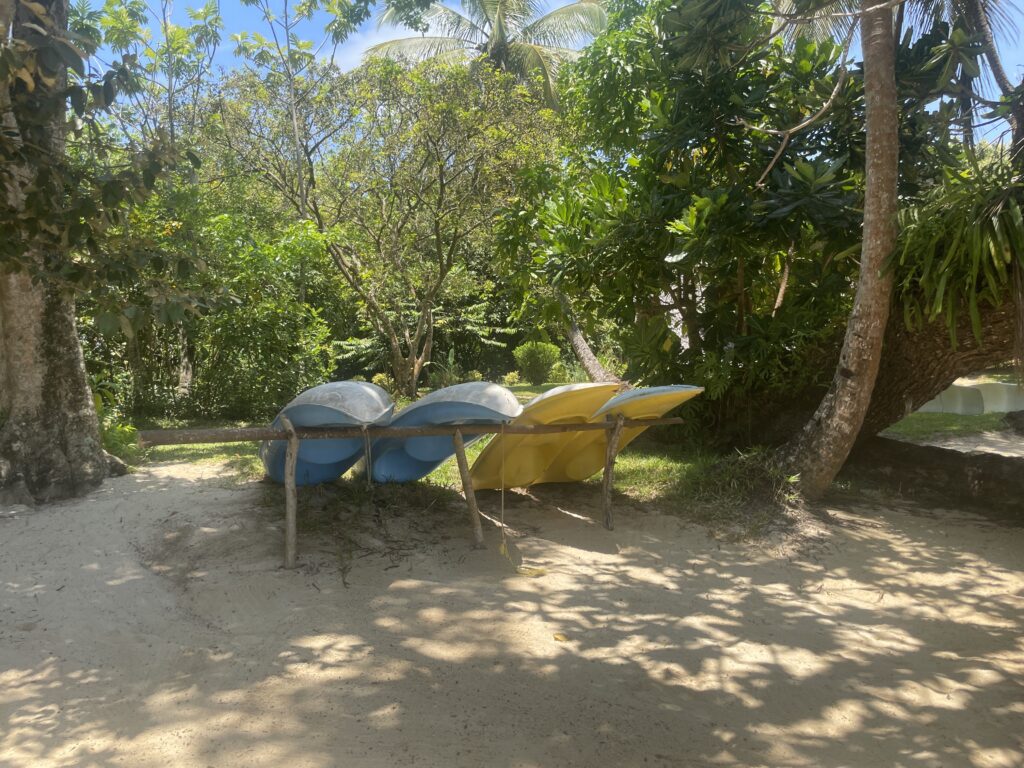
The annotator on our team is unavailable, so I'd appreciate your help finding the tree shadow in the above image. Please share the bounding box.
[2,465,1023,767]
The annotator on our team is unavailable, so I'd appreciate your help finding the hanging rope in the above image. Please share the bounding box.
[499,420,508,558]
[361,425,373,490]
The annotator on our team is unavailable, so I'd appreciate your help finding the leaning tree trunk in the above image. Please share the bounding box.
[785,0,899,499]
[860,299,1017,437]
[0,0,107,504]
[556,292,622,384]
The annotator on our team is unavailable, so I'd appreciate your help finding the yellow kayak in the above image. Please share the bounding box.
[470,382,620,490]
[535,385,703,485]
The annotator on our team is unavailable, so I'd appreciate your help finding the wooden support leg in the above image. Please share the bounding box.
[602,415,625,531]
[281,416,299,569]
[453,430,485,548]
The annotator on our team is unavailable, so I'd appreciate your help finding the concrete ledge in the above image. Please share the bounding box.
[844,437,1024,515]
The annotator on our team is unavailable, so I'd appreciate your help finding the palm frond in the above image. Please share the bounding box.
[507,41,568,105]
[905,0,1018,40]
[366,36,473,63]
[771,0,858,44]
[520,0,608,48]
[500,0,551,33]
[471,0,502,29]
[427,4,487,41]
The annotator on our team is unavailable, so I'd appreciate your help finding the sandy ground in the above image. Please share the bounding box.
[2,461,1023,768]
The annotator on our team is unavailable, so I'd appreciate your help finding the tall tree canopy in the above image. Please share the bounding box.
[369,0,608,103]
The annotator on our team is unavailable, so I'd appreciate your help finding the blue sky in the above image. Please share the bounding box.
[159,0,1024,124]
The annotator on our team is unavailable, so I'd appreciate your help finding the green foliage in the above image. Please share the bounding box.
[80,209,357,420]
[501,0,865,439]
[563,361,590,383]
[1,2,194,287]
[426,349,464,389]
[894,154,1024,345]
[501,371,521,386]
[498,0,1006,445]
[218,55,558,395]
[513,341,561,385]
[89,375,142,464]
[190,300,334,419]
[371,372,397,394]
[101,420,141,464]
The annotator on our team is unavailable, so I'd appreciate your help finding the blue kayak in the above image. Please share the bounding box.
[369,382,522,483]
[260,381,395,486]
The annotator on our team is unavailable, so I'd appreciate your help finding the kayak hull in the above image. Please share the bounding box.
[469,383,620,490]
[370,382,521,483]
[260,381,394,486]
[537,385,703,484]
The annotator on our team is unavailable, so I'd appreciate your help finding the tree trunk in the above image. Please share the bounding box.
[0,276,107,503]
[0,0,107,504]
[557,292,621,383]
[741,296,1016,447]
[176,326,194,398]
[860,299,1016,437]
[785,0,899,499]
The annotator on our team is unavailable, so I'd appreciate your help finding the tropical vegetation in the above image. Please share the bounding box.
[1,0,1022,505]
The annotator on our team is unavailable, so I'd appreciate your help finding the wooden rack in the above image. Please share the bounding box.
[139,416,685,568]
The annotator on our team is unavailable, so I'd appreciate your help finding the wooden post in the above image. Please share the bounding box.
[602,415,625,531]
[452,430,485,548]
[281,416,299,569]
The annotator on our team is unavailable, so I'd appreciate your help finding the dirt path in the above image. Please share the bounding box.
[2,462,1022,768]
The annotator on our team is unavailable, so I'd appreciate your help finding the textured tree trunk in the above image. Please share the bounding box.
[176,326,194,398]
[785,0,899,499]
[557,292,621,383]
[861,300,1016,438]
[742,297,1016,447]
[0,276,107,503]
[0,0,107,504]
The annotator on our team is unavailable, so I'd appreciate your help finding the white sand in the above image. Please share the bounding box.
[2,461,1023,768]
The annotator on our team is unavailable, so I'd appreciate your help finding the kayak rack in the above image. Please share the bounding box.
[139,416,685,569]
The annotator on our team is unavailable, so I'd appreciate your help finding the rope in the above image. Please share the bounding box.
[499,420,507,553]
[361,425,373,490]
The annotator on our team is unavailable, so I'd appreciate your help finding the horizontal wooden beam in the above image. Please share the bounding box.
[137,417,685,447]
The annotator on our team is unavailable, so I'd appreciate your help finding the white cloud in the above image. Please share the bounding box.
[333,22,407,71]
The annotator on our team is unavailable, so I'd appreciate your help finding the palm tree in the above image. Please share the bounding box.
[366,0,607,104]
[785,0,1021,498]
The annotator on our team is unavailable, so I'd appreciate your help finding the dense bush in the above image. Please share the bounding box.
[371,372,396,394]
[426,349,463,389]
[513,342,561,385]
[190,302,336,419]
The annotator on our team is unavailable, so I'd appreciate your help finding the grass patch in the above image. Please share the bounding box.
[882,411,1008,441]
[146,441,263,481]
[506,382,566,403]
[598,440,708,502]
